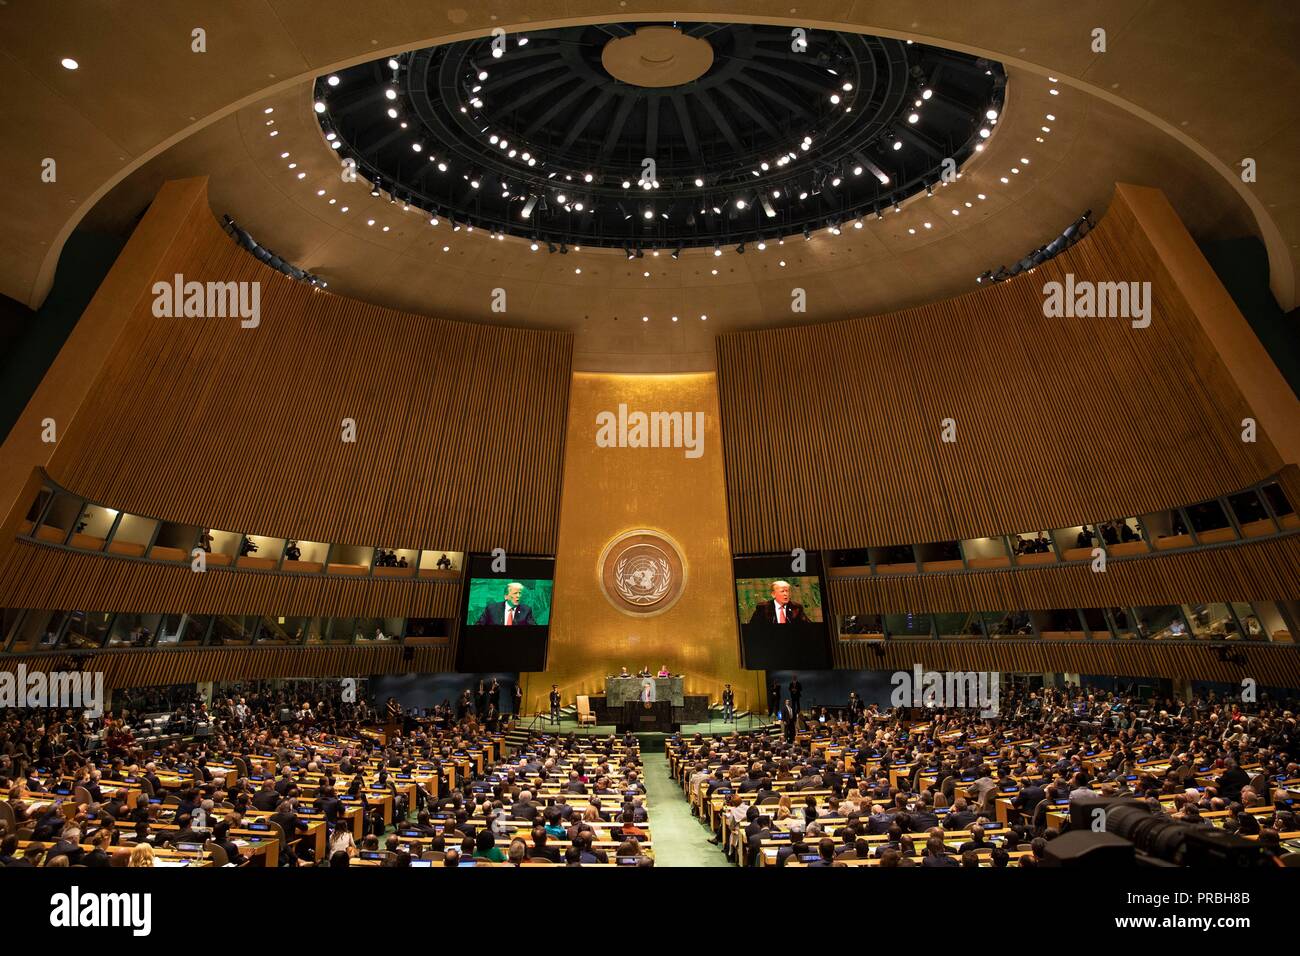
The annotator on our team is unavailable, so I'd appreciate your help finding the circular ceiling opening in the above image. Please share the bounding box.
[601,26,715,87]
[315,22,1006,252]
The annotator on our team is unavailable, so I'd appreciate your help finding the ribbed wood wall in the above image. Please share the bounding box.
[717,190,1284,552]
[829,534,1300,615]
[42,190,573,555]
[834,640,1300,687]
[0,645,453,690]
[0,541,461,618]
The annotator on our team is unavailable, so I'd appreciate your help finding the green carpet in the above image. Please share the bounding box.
[641,753,732,867]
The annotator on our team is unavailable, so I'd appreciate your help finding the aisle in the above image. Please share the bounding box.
[640,752,732,867]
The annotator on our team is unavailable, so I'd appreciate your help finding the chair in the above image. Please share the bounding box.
[575,696,597,727]
[203,841,229,867]
[73,786,92,805]
[1030,798,1050,833]
[421,850,445,862]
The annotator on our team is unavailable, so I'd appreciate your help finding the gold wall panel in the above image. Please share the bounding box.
[525,373,762,714]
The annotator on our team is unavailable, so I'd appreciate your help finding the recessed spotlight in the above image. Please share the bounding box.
[829,93,841,104]
[574,268,581,274]
[327,75,339,86]
[61,57,79,70]
[387,107,398,118]
[642,315,649,322]
[296,171,305,179]
[979,128,991,138]
[264,107,274,115]
[269,130,279,137]
[921,88,933,99]
[671,315,678,322]
[411,142,422,152]
[908,113,919,124]
[908,228,916,234]
[986,109,998,120]
[385,88,397,100]
[314,101,326,113]
[388,58,400,70]
[700,314,707,321]
[892,141,902,151]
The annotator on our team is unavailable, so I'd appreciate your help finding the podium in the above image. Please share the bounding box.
[622,700,674,733]
[605,676,684,707]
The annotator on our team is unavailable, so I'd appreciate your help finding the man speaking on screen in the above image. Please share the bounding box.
[476,581,537,626]
[749,580,812,626]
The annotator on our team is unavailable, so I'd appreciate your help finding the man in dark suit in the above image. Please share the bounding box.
[549,685,561,725]
[921,835,958,867]
[475,582,536,626]
[1012,782,1046,824]
[749,581,813,627]
[781,699,797,742]
[527,827,561,863]
[944,797,978,831]
[722,684,735,723]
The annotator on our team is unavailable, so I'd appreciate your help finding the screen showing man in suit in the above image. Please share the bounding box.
[466,578,553,627]
[735,576,823,626]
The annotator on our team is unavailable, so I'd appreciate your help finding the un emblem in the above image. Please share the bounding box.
[598,530,686,617]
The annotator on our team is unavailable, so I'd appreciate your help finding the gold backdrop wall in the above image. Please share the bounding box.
[523,372,762,714]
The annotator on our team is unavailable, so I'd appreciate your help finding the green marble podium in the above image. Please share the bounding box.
[605,676,684,707]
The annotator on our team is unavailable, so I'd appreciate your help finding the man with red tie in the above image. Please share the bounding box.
[748,580,811,626]
[476,581,537,626]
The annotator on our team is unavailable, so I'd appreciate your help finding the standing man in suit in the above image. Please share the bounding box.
[781,699,797,742]
[512,682,523,719]
[549,685,561,726]
[789,675,802,718]
[722,684,735,723]
[749,580,812,626]
[476,582,536,626]
[769,679,781,717]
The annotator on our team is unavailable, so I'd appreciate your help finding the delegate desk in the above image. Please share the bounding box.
[605,676,684,707]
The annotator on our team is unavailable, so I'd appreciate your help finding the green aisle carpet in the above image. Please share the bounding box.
[640,752,732,867]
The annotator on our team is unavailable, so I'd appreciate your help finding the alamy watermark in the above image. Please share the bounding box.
[1043,273,1150,328]
[0,664,104,718]
[890,666,1000,717]
[152,274,261,328]
[595,403,704,459]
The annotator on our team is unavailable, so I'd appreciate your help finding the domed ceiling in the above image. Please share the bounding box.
[314,22,1005,252]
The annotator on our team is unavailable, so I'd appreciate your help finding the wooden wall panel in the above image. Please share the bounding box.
[833,640,1300,687]
[0,541,461,618]
[829,535,1300,615]
[717,187,1284,553]
[0,645,454,690]
[40,179,572,555]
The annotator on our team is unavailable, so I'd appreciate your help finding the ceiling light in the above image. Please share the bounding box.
[478,69,489,81]
[387,107,398,118]
[921,88,933,99]
[829,94,841,104]
[327,75,339,86]
[892,141,902,150]
[694,177,704,187]
[61,57,79,70]
[492,46,503,59]
[385,88,397,100]
[907,113,919,123]
[388,58,400,70]
[757,241,767,250]
[530,242,538,251]
[429,217,439,226]
[979,128,991,138]
[700,314,707,321]
[986,109,998,120]
[583,173,594,183]
[713,244,722,257]
[411,142,422,152]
